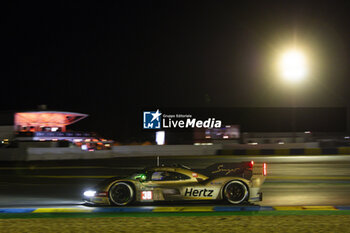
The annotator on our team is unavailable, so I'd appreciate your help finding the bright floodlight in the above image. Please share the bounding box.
[279,49,308,82]
[156,131,165,145]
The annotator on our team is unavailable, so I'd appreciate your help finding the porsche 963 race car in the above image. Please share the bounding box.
[83,161,267,206]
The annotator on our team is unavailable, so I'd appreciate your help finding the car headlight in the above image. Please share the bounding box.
[83,190,96,197]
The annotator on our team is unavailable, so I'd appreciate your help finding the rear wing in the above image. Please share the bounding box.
[201,161,267,180]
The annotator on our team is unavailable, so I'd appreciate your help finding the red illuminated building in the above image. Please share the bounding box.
[15,111,88,133]
[13,111,112,150]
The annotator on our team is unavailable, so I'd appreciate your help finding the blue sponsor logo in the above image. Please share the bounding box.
[143,110,162,129]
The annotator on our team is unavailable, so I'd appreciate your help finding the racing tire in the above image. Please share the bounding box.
[223,180,249,204]
[109,182,134,206]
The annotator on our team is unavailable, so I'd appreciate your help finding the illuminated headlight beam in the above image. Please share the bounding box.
[83,190,96,197]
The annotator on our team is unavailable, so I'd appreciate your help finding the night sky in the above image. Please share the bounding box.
[1,1,350,141]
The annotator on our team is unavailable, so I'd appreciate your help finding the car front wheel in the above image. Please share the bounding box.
[109,182,134,206]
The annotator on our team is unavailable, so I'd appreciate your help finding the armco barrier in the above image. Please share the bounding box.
[2,145,350,161]
[217,147,350,155]
[290,148,304,155]
[338,147,350,154]
[304,148,321,155]
[274,149,289,155]
[111,145,223,156]
[260,149,274,155]
[0,145,224,161]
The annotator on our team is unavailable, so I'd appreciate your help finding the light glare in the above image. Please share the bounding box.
[156,131,165,145]
[280,49,307,82]
[83,190,96,197]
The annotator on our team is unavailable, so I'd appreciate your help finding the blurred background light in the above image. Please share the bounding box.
[156,131,165,145]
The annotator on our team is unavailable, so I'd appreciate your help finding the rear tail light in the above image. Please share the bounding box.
[248,160,254,168]
[263,163,267,176]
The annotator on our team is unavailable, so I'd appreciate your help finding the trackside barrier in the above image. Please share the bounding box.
[2,145,350,161]
[217,147,350,155]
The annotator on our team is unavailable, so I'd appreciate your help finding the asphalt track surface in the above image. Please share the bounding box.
[1,155,350,208]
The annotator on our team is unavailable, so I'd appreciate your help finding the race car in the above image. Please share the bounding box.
[83,161,267,206]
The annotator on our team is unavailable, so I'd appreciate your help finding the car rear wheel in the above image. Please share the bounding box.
[109,182,134,206]
[223,180,249,204]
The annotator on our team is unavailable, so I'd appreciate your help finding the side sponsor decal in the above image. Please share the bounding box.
[211,164,241,175]
[184,188,214,197]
